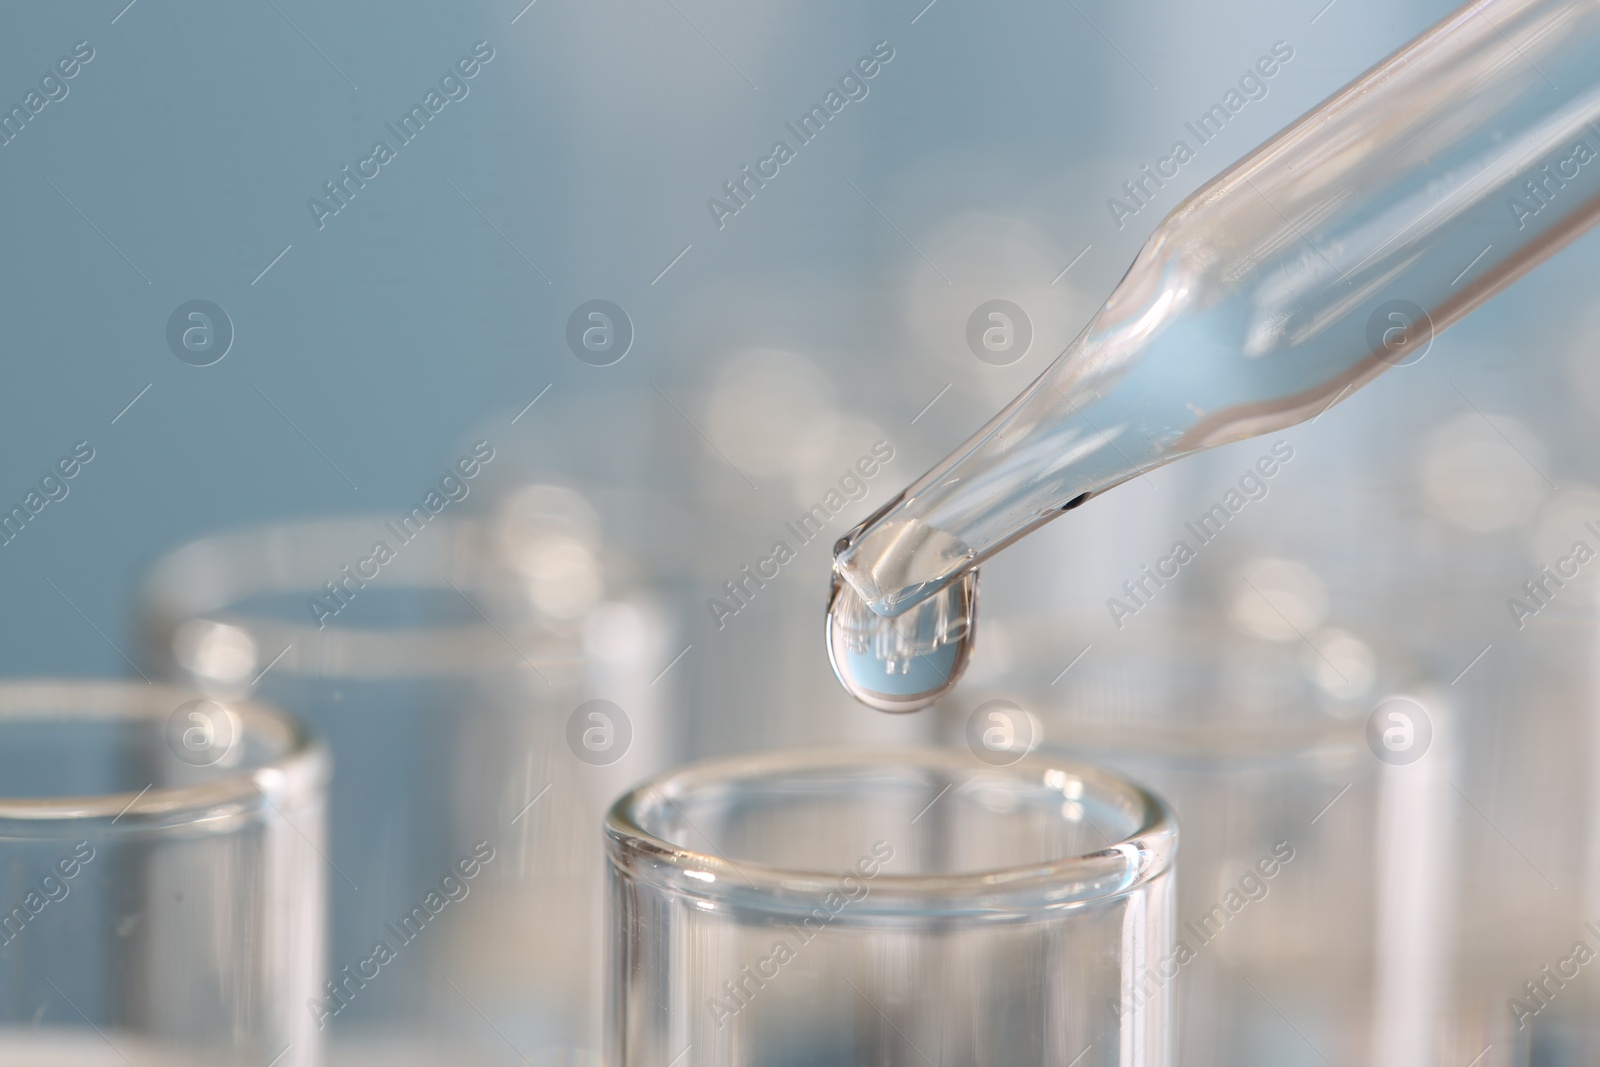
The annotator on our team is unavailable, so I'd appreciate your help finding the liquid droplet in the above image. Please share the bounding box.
[826,569,978,713]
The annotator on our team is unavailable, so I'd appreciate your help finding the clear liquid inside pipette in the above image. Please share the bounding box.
[828,0,1600,710]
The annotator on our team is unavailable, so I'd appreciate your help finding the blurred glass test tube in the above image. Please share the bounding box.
[947,609,1453,1067]
[0,680,326,1067]
[139,497,674,1065]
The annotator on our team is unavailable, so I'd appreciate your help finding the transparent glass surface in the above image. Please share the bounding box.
[1443,603,1600,1064]
[0,680,326,1066]
[139,515,664,1065]
[606,747,1176,1067]
[835,0,1600,621]
[944,612,1447,1067]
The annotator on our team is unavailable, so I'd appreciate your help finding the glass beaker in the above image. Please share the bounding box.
[0,679,326,1066]
[140,513,669,1064]
[606,747,1176,1066]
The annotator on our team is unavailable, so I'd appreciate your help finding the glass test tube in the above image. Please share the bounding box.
[607,747,1177,1067]
[946,610,1449,1067]
[0,680,326,1067]
[140,514,661,1064]
[1443,601,1600,1064]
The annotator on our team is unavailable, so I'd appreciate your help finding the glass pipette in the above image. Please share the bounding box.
[830,0,1600,711]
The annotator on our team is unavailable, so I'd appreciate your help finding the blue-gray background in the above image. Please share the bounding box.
[2,0,1589,744]
[18,2,1600,1061]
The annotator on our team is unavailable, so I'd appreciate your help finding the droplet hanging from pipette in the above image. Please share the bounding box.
[825,568,978,713]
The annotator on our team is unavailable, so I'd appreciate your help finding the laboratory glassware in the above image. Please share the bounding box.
[829,0,1600,708]
[947,609,1453,1067]
[606,747,1176,1067]
[0,680,326,1067]
[140,511,666,1064]
[1440,600,1600,1063]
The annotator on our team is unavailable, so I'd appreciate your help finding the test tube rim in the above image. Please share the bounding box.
[138,514,575,681]
[0,678,326,833]
[606,746,1176,919]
